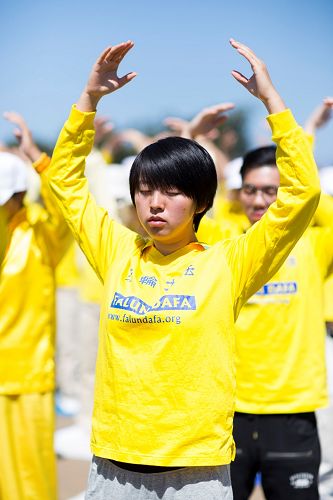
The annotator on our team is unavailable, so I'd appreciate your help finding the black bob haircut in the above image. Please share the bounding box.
[129,136,217,231]
[240,145,277,180]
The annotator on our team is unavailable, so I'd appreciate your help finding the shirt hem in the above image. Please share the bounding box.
[90,444,233,467]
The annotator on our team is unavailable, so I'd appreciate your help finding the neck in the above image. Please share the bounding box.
[153,231,198,256]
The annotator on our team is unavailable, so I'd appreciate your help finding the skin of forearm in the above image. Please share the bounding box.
[261,89,286,115]
[77,90,101,113]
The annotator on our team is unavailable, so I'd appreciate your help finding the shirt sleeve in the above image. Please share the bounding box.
[32,155,72,268]
[222,109,321,319]
[46,106,139,282]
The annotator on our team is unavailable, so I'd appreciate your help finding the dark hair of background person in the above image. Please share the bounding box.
[240,145,277,180]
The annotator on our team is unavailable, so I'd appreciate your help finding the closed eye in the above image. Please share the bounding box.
[165,191,181,197]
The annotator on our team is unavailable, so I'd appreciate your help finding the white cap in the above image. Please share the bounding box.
[224,156,243,190]
[121,155,136,169]
[319,166,333,196]
[0,152,28,206]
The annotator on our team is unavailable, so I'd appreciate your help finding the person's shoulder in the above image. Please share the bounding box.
[307,225,333,250]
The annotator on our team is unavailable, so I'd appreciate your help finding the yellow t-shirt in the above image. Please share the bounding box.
[235,226,333,414]
[46,105,319,466]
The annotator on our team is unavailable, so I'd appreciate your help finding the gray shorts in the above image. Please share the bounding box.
[85,455,233,499]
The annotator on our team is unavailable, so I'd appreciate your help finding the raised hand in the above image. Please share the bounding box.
[165,103,234,140]
[78,41,137,112]
[163,117,191,138]
[230,38,286,114]
[304,97,333,135]
[94,116,114,146]
[188,103,235,138]
[3,111,41,162]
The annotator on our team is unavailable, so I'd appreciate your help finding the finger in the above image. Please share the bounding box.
[234,47,258,69]
[323,97,333,107]
[118,71,137,87]
[231,70,249,87]
[3,112,28,132]
[96,46,113,65]
[229,38,259,61]
[164,117,185,125]
[3,111,20,124]
[105,41,134,63]
[163,118,186,132]
[230,39,260,70]
[100,44,126,65]
[211,103,235,113]
[110,44,134,69]
[116,41,135,64]
[94,116,110,125]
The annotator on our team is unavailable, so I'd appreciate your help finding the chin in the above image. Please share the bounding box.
[251,214,264,223]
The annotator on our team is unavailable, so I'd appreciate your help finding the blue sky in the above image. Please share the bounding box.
[1,0,333,165]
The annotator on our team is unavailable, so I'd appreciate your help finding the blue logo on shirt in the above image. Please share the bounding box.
[110,292,196,316]
[255,281,298,296]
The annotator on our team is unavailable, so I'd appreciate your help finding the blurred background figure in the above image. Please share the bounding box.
[305,97,333,500]
[0,112,71,499]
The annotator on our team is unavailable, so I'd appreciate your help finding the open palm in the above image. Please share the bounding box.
[86,41,137,97]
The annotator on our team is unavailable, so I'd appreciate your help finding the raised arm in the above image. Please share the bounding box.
[46,42,138,281]
[3,111,71,267]
[304,97,333,136]
[224,40,321,317]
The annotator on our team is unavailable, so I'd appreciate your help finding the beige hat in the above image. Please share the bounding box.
[0,152,28,206]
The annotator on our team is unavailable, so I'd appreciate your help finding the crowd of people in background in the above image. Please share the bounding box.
[0,39,333,500]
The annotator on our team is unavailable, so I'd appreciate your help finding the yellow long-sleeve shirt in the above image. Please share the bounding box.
[46,105,319,466]
[0,170,71,394]
[235,225,333,413]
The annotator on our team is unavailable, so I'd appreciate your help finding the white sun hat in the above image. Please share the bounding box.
[224,156,243,190]
[319,166,333,196]
[0,152,28,206]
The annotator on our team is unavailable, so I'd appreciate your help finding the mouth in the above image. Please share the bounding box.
[251,210,266,221]
[147,216,167,227]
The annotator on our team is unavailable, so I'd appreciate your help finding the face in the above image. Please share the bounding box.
[2,193,25,221]
[134,184,199,252]
[240,166,280,225]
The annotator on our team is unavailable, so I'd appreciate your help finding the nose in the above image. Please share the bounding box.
[150,190,165,211]
[252,190,266,206]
